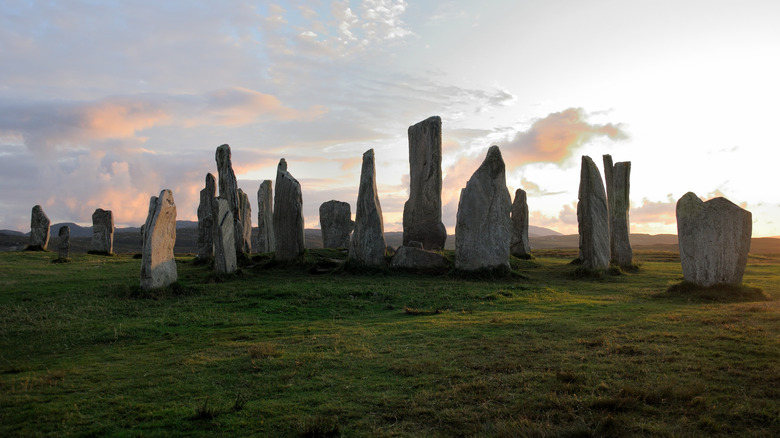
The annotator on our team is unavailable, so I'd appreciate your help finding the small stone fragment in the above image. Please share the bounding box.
[391,246,449,271]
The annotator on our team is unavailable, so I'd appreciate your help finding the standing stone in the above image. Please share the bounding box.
[510,188,531,259]
[140,190,177,290]
[212,197,238,274]
[603,155,633,268]
[29,205,50,250]
[676,193,752,286]
[197,173,217,260]
[320,200,353,248]
[238,188,252,253]
[215,144,244,255]
[454,146,512,272]
[577,156,610,272]
[349,149,387,266]
[273,159,305,261]
[58,226,70,260]
[403,116,447,250]
[256,180,274,253]
[90,208,115,254]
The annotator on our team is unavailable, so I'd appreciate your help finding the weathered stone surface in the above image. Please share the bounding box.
[320,200,353,249]
[140,190,177,290]
[197,173,217,260]
[349,149,387,266]
[603,155,633,268]
[256,180,274,253]
[215,144,246,255]
[455,146,512,271]
[676,193,752,286]
[29,205,50,250]
[273,159,305,261]
[577,156,610,271]
[238,188,252,253]
[90,208,114,254]
[408,241,423,249]
[391,246,448,270]
[212,197,238,274]
[403,116,447,250]
[510,188,531,258]
[58,226,70,259]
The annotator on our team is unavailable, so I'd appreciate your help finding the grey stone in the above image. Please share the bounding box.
[391,246,449,270]
[90,208,114,254]
[603,155,633,268]
[256,180,274,253]
[455,146,512,271]
[140,190,177,290]
[577,156,610,272]
[320,200,353,248]
[403,116,447,250]
[238,188,252,253]
[510,188,531,258]
[58,226,70,259]
[215,144,246,255]
[676,193,752,286]
[29,205,50,250]
[273,159,305,261]
[408,240,423,249]
[212,197,238,274]
[349,149,387,266]
[197,173,217,260]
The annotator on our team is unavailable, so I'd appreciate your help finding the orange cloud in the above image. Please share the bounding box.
[205,87,327,126]
[502,108,627,167]
[81,100,170,140]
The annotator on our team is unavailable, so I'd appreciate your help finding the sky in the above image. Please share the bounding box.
[1,0,779,237]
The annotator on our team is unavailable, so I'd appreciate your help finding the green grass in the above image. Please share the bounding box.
[1,249,779,437]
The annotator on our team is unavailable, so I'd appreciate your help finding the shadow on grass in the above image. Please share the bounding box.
[117,281,197,300]
[657,281,769,302]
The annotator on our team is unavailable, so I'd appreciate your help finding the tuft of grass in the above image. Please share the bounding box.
[191,398,218,421]
[403,306,443,316]
[660,281,769,302]
[51,257,72,264]
[300,415,339,438]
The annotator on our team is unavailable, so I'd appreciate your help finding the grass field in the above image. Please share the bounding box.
[1,249,778,437]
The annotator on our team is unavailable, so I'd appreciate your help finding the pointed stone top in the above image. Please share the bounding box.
[216,144,231,158]
[479,145,505,176]
[206,172,215,185]
[278,158,287,172]
[363,149,374,159]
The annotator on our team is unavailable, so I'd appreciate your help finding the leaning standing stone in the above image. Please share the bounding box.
[57,226,70,260]
[28,205,50,250]
[603,155,633,269]
[455,146,512,272]
[90,208,114,254]
[197,173,217,260]
[403,116,447,250]
[212,197,238,274]
[238,188,252,253]
[577,155,610,272]
[273,159,305,261]
[349,149,387,266]
[140,190,178,290]
[320,200,353,249]
[510,188,531,259]
[256,180,275,253]
[676,192,752,286]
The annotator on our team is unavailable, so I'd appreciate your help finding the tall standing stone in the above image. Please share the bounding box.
[273,159,305,261]
[455,146,512,272]
[58,226,70,260]
[197,173,217,260]
[29,205,50,250]
[349,149,387,266]
[320,200,353,248]
[676,193,752,286]
[256,180,275,253]
[603,155,633,268]
[510,188,531,259]
[212,197,238,274]
[403,116,447,250]
[577,156,610,272]
[238,188,252,253]
[215,144,244,255]
[90,208,114,254]
[140,190,177,290]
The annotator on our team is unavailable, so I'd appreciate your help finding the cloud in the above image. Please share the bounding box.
[501,108,628,167]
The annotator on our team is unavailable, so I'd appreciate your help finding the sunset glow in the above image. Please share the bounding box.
[1,1,778,237]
